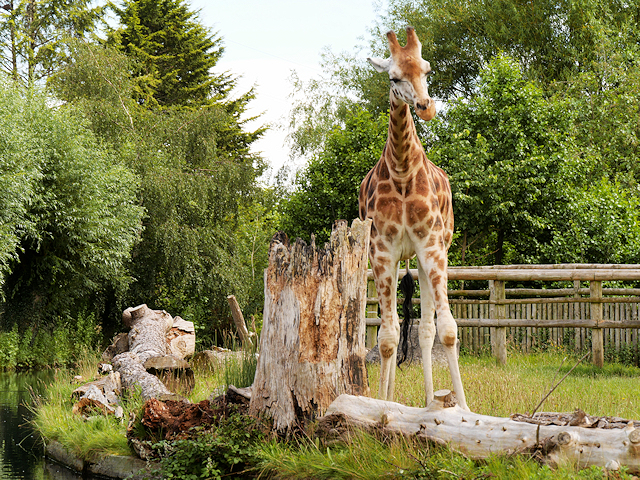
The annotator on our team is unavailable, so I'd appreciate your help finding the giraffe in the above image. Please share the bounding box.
[359,27,469,411]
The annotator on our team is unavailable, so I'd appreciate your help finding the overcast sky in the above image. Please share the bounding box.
[189,1,383,182]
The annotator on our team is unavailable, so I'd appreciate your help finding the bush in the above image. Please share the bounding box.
[152,411,264,479]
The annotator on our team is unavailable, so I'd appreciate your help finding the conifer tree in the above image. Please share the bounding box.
[109,0,232,108]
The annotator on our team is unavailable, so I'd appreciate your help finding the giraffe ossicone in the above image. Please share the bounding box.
[359,26,469,411]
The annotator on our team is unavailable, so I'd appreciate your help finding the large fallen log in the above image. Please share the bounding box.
[73,305,195,413]
[321,392,640,473]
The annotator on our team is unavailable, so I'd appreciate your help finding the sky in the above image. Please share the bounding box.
[189,0,383,182]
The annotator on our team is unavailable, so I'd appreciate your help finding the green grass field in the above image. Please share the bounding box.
[33,348,640,478]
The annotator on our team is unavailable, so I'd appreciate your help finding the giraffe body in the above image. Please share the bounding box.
[359,27,469,411]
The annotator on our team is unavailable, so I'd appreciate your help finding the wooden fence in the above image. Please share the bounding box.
[365,264,640,366]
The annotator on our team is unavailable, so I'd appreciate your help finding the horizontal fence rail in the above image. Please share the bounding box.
[365,264,640,366]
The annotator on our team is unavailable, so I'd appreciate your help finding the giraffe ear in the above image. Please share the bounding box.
[367,57,392,73]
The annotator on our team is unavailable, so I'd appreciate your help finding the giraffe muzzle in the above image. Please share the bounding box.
[416,98,436,121]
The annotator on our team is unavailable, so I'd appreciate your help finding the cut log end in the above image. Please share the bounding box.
[429,389,457,409]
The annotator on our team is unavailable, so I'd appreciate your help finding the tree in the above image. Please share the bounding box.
[107,0,234,109]
[279,107,388,244]
[0,0,103,86]
[0,78,143,332]
[50,41,269,343]
[429,54,640,265]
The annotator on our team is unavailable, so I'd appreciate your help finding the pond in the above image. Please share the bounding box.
[0,371,86,480]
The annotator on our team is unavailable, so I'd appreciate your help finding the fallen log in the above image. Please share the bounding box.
[113,351,174,401]
[321,392,640,473]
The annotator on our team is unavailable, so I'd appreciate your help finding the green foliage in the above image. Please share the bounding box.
[50,40,269,343]
[0,325,18,369]
[108,0,235,109]
[280,107,387,244]
[0,0,103,86]
[427,54,640,265]
[0,311,102,369]
[428,54,573,264]
[152,412,263,480]
[0,78,143,334]
[557,50,640,188]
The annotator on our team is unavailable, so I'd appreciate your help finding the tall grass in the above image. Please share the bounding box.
[31,350,136,460]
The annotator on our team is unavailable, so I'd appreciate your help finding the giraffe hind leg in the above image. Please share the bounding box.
[417,261,436,406]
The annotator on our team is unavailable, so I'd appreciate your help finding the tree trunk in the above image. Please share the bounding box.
[321,392,640,473]
[123,304,173,364]
[249,219,372,431]
[112,304,193,400]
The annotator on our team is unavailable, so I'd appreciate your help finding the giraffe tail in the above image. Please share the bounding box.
[397,265,415,367]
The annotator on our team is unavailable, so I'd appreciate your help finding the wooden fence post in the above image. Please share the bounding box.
[366,279,378,349]
[590,280,604,368]
[227,295,253,349]
[490,280,507,365]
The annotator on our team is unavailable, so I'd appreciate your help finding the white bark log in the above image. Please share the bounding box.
[113,352,172,400]
[250,219,372,431]
[322,392,640,473]
[123,304,173,365]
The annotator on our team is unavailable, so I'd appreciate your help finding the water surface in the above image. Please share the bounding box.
[0,371,84,480]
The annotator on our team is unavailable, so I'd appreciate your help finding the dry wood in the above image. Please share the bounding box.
[591,281,604,368]
[227,295,253,349]
[489,280,507,365]
[123,304,174,365]
[250,219,371,431]
[166,316,195,360]
[113,304,194,400]
[113,352,173,400]
[322,393,640,473]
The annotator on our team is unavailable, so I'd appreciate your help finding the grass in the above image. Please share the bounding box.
[33,347,640,477]
[31,350,135,459]
[368,350,640,419]
[255,350,640,479]
[255,431,619,479]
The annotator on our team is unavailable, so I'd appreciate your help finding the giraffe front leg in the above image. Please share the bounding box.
[418,249,470,412]
[372,258,400,402]
[437,308,469,411]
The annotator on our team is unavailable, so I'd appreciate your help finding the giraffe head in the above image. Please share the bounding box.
[367,27,436,121]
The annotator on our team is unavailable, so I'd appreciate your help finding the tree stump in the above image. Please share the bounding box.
[249,219,371,431]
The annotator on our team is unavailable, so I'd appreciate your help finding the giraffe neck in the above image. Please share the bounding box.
[385,89,422,178]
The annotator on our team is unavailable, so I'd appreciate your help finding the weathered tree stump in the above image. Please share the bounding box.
[249,219,372,431]
[320,393,640,473]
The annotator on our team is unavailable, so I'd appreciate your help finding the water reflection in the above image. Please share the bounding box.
[0,371,84,480]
